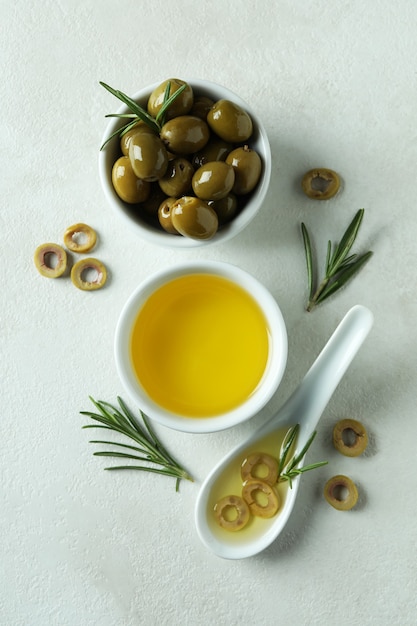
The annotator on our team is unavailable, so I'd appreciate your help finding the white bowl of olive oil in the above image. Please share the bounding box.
[114,260,288,433]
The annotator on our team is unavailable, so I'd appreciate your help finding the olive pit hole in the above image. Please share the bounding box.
[310,175,331,193]
[331,484,350,502]
[341,427,357,447]
[223,504,239,522]
[71,230,89,246]
[44,251,60,269]
[80,266,100,283]
[252,489,269,508]
[252,462,270,480]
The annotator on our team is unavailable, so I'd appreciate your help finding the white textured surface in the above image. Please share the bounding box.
[2,1,417,625]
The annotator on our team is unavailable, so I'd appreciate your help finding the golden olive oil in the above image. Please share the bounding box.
[207,428,291,543]
[129,273,270,417]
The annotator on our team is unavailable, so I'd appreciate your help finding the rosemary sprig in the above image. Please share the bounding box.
[301,208,373,312]
[99,80,187,150]
[278,424,328,488]
[81,396,193,492]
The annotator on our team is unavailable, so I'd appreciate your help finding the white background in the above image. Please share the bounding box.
[2,1,417,624]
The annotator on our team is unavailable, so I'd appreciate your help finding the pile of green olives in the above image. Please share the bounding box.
[109,78,263,241]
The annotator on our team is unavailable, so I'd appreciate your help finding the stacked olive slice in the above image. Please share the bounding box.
[103,79,263,240]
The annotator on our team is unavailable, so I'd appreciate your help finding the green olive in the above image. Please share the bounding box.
[190,96,214,120]
[192,161,235,201]
[225,145,262,195]
[120,122,155,156]
[112,156,151,204]
[324,475,358,511]
[158,197,179,234]
[241,453,279,486]
[158,157,194,197]
[140,184,168,216]
[63,223,97,253]
[147,79,194,120]
[191,137,232,169]
[208,194,238,225]
[129,132,169,181]
[171,196,218,240]
[160,116,210,155]
[71,258,107,291]
[213,495,250,532]
[34,243,67,278]
[301,168,340,200]
[241,479,280,518]
[207,99,253,142]
[333,419,368,457]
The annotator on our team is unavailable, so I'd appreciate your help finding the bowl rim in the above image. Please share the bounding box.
[114,260,287,433]
[98,78,272,248]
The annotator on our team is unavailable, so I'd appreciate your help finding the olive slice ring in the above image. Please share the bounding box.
[213,495,250,532]
[71,258,107,291]
[241,452,278,486]
[333,418,368,457]
[301,168,340,200]
[34,243,67,278]
[324,475,358,511]
[241,479,280,519]
[63,223,97,253]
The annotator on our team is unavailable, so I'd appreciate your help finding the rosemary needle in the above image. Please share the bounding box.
[99,81,187,150]
[301,208,373,312]
[81,396,194,492]
[278,424,328,489]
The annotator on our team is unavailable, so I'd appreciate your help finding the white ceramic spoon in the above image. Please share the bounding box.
[195,305,374,559]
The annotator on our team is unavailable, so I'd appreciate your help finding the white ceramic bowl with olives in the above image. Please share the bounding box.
[98,78,271,248]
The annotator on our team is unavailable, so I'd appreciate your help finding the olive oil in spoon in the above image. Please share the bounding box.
[195,305,374,559]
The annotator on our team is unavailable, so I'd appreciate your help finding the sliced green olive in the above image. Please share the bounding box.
[158,197,179,235]
[160,116,210,155]
[324,475,358,510]
[333,419,368,457]
[34,243,67,278]
[207,99,253,142]
[301,168,340,200]
[241,453,279,486]
[129,132,169,181]
[213,495,250,532]
[226,145,262,195]
[158,157,194,197]
[171,196,218,240]
[147,79,194,120]
[63,223,97,253]
[71,258,107,291]
[192,161,235,201]
[242,479,280,518]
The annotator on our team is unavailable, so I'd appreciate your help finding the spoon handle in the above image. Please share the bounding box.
[267,305,374,447]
